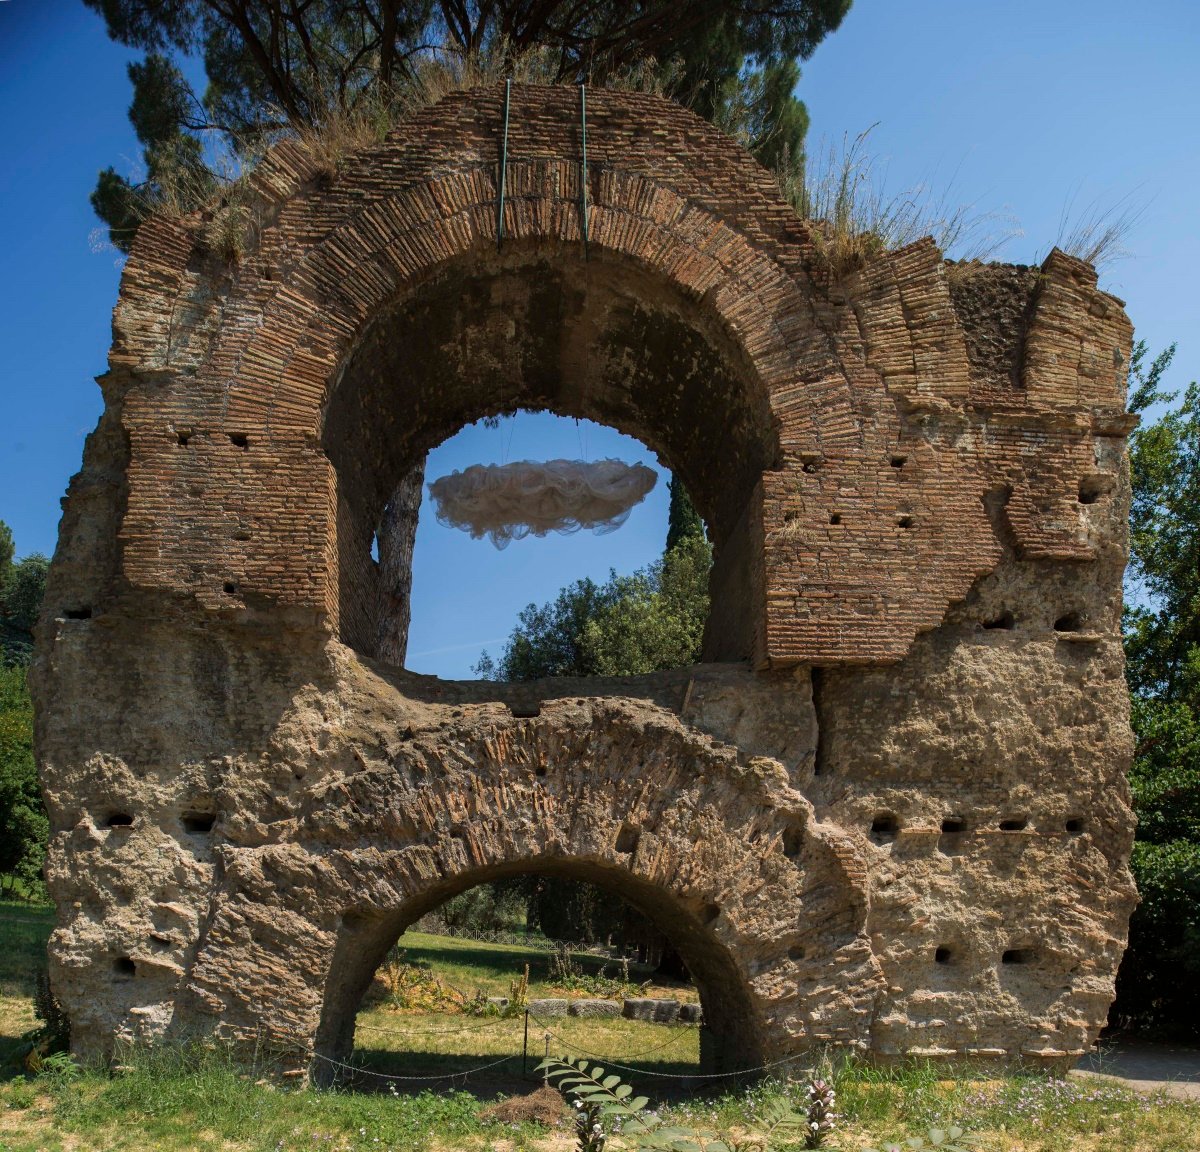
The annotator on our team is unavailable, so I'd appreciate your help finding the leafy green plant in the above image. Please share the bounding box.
[378,950,466,1013]
[539,1055,820,1152]
[551,957,647,1000]
[549,941,584,984]
[863,1124,978,1152]
[541,1054,710,1151]
[32,1049,80,1081]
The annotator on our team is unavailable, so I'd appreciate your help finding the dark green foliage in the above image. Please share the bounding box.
[0,904,53,1000]
[0,524,49,898]
[1114,341,1200,1036]
[1,553,49,636]
[1,551,48,668]
[86,0,851,250]
[1126,341,1200,699]
[476,479,710,681]
[580,534,711,677]
[89,51,217,252]
[0,665,47,893]
[527,877,631,946]
[665,477,704,553]
[474,577,613,680]
[436,877,528,933]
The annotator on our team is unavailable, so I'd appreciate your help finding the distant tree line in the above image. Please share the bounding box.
[0,523,48,896]
[1111,343,1200,1036]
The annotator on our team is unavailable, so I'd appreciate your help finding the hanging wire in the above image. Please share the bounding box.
[496,78,511,251]
[580,83,590,256]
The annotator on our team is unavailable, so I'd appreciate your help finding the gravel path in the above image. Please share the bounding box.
[1072,1037,1200,1100]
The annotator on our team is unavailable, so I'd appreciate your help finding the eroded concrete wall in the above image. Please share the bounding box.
[34,84,1137,1073]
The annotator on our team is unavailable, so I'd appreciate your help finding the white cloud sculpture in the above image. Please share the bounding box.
[428,458,658,549]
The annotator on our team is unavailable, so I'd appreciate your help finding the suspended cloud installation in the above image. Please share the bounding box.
[428,458,657,549]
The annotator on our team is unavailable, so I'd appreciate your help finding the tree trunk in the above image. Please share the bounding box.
[654,941,689,981]
[376,460,425,666]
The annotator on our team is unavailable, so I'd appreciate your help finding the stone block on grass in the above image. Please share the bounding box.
[622,998,680,1022]
[527,998,569,1018]
[568,998,622,1018]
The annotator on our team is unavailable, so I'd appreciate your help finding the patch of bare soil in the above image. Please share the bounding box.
[480,1084,567,1127]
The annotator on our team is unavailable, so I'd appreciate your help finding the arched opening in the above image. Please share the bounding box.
[322,245,779,673]
[313,857,764,1084]
[404,414,685,680]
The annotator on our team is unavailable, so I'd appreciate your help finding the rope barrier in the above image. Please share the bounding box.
[525,1012,697,1062]
[529,1016,803,1082]
[313,1049,516,1084]
[305,1022,802,1097]
[356,1014,518,1039]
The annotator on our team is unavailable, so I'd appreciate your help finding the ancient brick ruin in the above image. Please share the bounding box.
[35,84,1138,1074]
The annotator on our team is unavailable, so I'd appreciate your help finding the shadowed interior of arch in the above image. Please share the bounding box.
[321,244,780,671]
[313,857,766,1086]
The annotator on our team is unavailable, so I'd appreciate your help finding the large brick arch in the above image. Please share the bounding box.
[92,82,1075,666]
[37,84,1138,1073]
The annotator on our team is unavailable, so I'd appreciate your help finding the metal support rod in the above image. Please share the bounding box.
[497,78,511,251]
[580,83,590,256]
[522,1008,530,1075]
[543,1031,551,1084]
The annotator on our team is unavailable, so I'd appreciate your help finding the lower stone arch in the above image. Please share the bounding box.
[314,855,764,1079]
[173,663,883,1078]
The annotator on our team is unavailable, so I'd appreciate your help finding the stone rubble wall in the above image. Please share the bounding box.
[33,84,1137,1074]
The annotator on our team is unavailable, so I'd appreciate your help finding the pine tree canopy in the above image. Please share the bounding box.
[85,0,851,249]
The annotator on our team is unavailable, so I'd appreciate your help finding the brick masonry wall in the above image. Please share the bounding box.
[84,83,1133,667]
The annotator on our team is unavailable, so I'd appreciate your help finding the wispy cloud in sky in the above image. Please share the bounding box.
[407,637,508,659]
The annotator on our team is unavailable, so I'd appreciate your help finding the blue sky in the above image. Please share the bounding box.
[1,0,1196,677]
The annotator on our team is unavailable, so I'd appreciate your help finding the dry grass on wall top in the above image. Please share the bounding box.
[772,127,1023,280]
[772,126,1144,282]
[119,55,1141,285]
[126,43,686,266]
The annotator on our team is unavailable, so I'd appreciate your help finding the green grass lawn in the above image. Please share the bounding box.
[386,930,697,1001]
[2,903,1200,1151]
[0,902,54,999]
